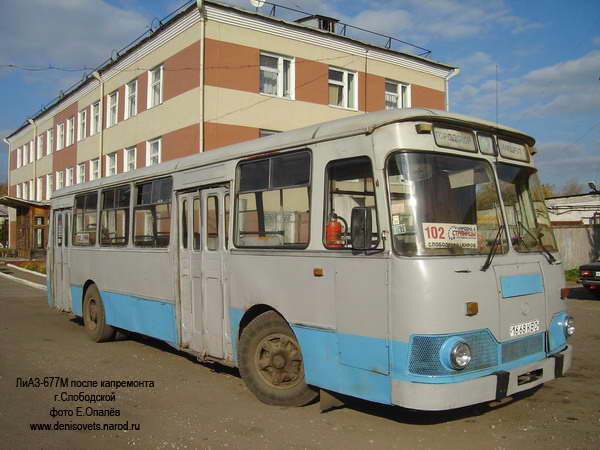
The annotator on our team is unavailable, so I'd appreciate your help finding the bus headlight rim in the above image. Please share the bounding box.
[564,315,575,338]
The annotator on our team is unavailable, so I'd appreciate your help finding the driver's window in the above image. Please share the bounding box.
[324,156,379,249]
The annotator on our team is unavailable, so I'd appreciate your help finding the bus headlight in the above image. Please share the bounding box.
[440,338,472,370]
[564,316,575,337]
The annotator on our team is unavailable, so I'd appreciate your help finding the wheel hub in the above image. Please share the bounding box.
[255,333,303,389]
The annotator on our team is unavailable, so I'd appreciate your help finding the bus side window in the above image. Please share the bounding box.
[324,156,379,250]
[193,198,201,251]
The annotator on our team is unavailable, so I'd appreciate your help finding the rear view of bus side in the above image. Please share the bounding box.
[47,109,574,411]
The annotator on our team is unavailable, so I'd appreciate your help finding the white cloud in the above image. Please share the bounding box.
[0,0,149,85]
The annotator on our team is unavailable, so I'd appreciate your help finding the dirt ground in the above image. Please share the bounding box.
[0,277,599,450]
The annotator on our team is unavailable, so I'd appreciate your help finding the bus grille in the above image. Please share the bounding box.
[409,331,498,376]
[501,333,544,364]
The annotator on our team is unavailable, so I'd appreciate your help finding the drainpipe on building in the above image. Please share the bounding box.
[93,71,105,176]
[444,68,461,112]
[28,119,37,200]
[197,0,206,153]
[3,136,12,248]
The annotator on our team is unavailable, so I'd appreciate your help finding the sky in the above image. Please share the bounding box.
[1,0,599,193]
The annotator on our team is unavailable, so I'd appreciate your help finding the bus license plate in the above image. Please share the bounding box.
[510,320,540,337]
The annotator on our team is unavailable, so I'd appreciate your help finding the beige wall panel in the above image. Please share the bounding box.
[37,117,54,134]
[80,87,102,111]
[36,155,53,176]
[205,85,358,131]
[11,130,35,150]
[103,86,201,152]
[76,134,101,163]
[103,23,201,94]
[11,165,35,185]
[206,21,445,91]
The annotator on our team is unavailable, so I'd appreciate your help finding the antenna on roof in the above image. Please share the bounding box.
[250,0,265,11]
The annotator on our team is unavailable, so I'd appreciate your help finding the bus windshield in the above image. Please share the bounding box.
[496,163,558,253]
[387,152,506,256]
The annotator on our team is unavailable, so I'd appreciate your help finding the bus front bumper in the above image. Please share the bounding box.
[391,345,572,411]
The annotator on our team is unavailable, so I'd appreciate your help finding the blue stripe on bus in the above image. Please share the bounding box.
[337,332,389,374]
[500,273,544,298]
[70,286,177,346]
[292,325,391,405]
[46,279,52,306]
[229,307,244,364]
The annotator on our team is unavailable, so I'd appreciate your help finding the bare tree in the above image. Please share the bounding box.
[541,184,557,198]
[0,182,7,197]
[561,179,585,196]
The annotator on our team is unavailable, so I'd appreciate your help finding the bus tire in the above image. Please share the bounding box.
[238,311,317,406]
[83,284,115,343]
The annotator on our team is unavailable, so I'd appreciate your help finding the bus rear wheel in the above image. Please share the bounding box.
[83,284,115,343]
[238,311,317,406]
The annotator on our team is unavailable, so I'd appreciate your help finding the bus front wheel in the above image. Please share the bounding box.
[238,311,317,406]
[83,284,115,343]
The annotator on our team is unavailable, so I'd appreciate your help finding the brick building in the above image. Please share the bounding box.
[2,0,457,256]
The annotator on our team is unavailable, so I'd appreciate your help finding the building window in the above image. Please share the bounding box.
[385,80,410,110]
[23,145,28,166]
[16,147,22,168]
[66,117,75,146]
[30,179,34,200]
[29,140,34,163]
[259,53,294,98]
[100,185,130,246]
[77,163,86,184]
[23,182,28,200]
[46,174,53,200]
[146,138,161,167]
[108,91,118,127]
[16,184,22,199]
[37,135,43,160]
[235,151,311,248]
[124,146,136,172]
[328,68,357,110]
[133,177,172,247]
[125,80,137,119]
[148,65,163,108]
[66,167,74,187]
[57,123,65,150]
[47,129,54,154]
[36,176,43,201]
[78,109,87,141]
[90,158,99,181]
[91,101,100,135]
[73,192,98,246]
[56,171,64,190]
[106,152,117,176]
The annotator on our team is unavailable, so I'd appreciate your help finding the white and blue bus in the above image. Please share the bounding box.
[48,109,574,410]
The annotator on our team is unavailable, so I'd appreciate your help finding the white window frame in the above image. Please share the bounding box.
[29,179,34,200]
[385,79,411,110]
[91,101,100,135]
[328,67,358,110]
[36,135,43,160]
[23,145,28,166]
[146,138,161,167]
[29,140,34,163]
[78,109,87,141]
[36,176,43,202]
[16,147,22,168]
[66,117,74,146]
[16,183,22,199]
[47,129,54,155]
[147,65,163,108]
[66,167,74,187]
[125,80,137,119]
[46,174,53,200]
[259,52,295,99]
[77,163,86,184]
[57,123,65,150]
[108,91,118,127]
[56,171,64,190]
[23,182,28,200]
[89,158,99,181]
[124,146,136,172]
[106,152,117,176]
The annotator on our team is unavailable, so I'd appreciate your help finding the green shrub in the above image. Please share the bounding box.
[20,262,46,274]
[564,269,579,282]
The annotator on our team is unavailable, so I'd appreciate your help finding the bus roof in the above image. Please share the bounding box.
[51,108,535,200]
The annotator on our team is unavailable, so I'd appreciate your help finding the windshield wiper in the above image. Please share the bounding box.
[517,221,556,264]
[481,225,505,272]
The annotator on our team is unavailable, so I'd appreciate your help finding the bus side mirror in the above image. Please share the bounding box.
[351,207,372,251]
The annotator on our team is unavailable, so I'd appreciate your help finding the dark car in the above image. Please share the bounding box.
[579,262,600,293]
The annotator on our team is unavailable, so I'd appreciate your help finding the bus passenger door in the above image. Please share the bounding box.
[178,193,203,351]
[201,188,228,359]
[53,209,71,312]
